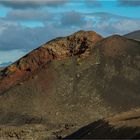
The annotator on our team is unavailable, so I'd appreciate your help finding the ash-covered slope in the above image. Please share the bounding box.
[124,30,140,41]
[65,108,140,139]
[0,31,140,139]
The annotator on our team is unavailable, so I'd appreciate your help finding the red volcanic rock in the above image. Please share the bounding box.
[0,30,103,95]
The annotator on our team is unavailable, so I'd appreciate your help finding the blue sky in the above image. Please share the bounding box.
[0,0,140,66]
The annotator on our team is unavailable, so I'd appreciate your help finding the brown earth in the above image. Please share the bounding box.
[0,30,140,139]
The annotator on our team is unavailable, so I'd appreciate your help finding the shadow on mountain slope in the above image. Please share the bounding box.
[64,121,140,139]
[64,109,140,139]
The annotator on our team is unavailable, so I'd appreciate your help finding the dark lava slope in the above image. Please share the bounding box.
[0,31,139,139]
[64,108,140,139]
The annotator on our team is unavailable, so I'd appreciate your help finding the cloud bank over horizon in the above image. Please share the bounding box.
[0,0,140,66]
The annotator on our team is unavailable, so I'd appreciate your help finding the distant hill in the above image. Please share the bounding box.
[124,30,140,41]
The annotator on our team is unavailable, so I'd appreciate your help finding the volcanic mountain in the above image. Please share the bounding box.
[124,30,140,41]
[0,30,140,139]
[0,30,102,95]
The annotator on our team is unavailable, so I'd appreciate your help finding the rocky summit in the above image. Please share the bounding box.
[0,30,140,139]
[0,30,102,95]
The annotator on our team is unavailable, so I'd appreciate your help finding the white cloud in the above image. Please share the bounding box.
[86,13,140,36]
[0,50,27,64]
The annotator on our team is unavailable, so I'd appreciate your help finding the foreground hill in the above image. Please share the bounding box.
[0,31,140,139]
[65,108,140,139]
[124,30,140,41]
